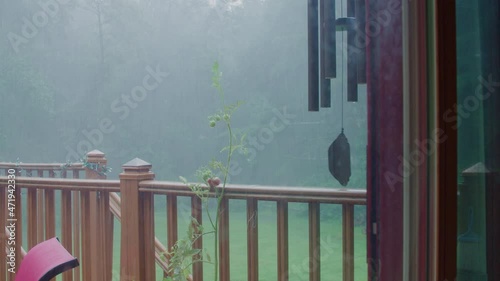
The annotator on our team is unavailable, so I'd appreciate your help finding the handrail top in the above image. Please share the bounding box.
[0,176,119,186]
[0,162,84,169]
[140,180,366,197]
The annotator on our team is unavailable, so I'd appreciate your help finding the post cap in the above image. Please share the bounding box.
[122,158,152,173]
[85,150,107,165]
[87,150,105,157]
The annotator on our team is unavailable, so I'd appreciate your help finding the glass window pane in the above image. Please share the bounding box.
[456,1,500,280]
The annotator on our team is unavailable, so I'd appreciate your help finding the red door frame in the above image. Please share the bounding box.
[366,0,404,280]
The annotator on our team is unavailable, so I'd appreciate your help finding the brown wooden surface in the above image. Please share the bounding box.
[61,190,73,281]
[247,198,259,281]
[309,202,321,281]
[96,191,107,281]
[0,177,121,191]
[435,0,458,280]
[103,191,113,281]
[80,191,91,281]
[342,204,354,281]
[191,195,203,281]
[166,195,178,277]
[219,197,230,281]
[119,160,155,281]
[141,191,156,281]
[44,189,56,240]
[37,169,45,244]
[139,181,366,205]
[86,151,107,281]
[27,188,38,249]
[108,191,170,274]
[73,169,81,281]
[120,177,141,281]
[277,200,289,281]
[167,195,178,256]
[0,162,84,169]
[89,191,101,281]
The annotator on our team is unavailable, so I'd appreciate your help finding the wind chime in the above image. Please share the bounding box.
[307,0,366,186]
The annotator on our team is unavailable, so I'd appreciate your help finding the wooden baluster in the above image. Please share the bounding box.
[80,189,91,281]
[142,185,155,281]
[25,169,38,250]
[247,198,259,281]
[45,170,55,281]
[309,203,321,281]
[103,190,114,281]
[191,195,203,281]
[37,170,44,243]
[166,195,178,277]
[61,189,73,281]
[277,200,289,281]
[342,204,354,281]
[73,170,81,281]
[45,170,56,239]
[120,158,155,281]
[219,197,230,281]
[27,187,38,249]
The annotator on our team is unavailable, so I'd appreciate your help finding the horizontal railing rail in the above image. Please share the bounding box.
[0,162,84,170]
[0,177,121,192]
[140,180,366,204]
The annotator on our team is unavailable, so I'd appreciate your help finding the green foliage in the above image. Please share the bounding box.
[162,218,208,281]
[81,158,112,176]
[165,62,244,281]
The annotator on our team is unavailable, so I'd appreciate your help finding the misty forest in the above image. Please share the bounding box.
[1,0,368,280]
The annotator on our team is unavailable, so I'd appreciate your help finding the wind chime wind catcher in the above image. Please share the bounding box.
[307,0,366,186]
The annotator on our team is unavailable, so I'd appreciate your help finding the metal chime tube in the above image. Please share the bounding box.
[323,0,337,78]
[347,0,360,102]
[347,0,358,102]
[308,0,320,111]
[355,0,367,83]
[320,0,336,107]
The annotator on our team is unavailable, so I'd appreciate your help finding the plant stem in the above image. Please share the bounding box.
[213,121,233,281]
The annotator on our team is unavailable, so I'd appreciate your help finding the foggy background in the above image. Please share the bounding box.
[0,0,367,188]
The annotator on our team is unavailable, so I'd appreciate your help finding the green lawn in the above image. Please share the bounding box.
[110,199,367,281]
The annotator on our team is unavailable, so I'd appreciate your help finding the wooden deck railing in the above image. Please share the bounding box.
[1,151,366,281]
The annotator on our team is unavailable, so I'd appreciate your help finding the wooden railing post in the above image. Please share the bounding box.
[120,158,155,281]
[84,150,109,281]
